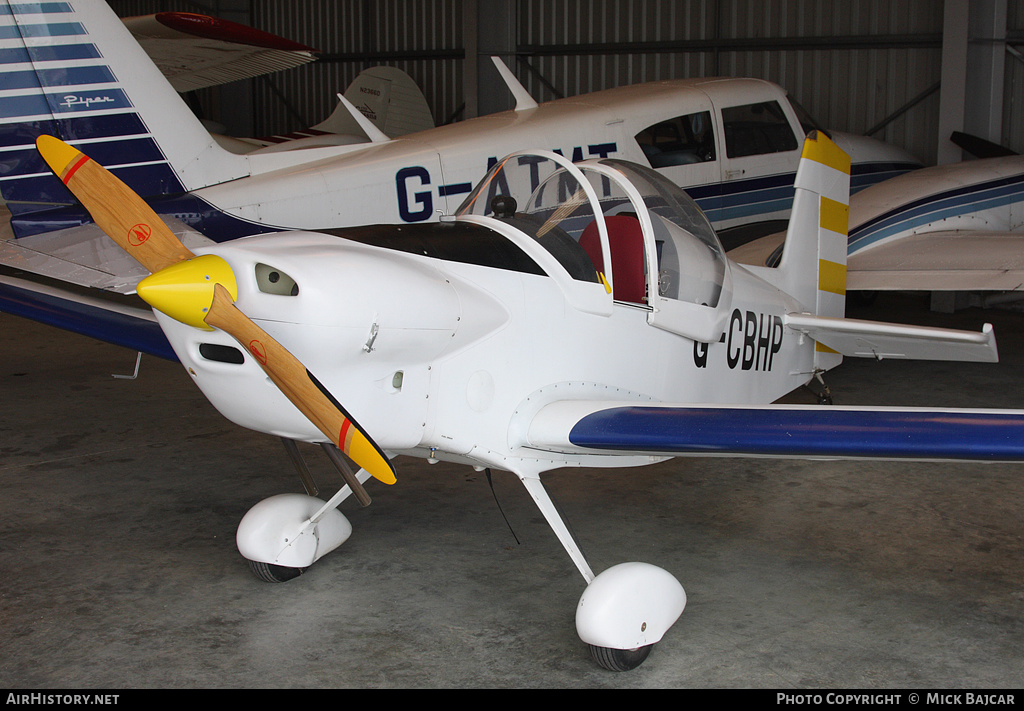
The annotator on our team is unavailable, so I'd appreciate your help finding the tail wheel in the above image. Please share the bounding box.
[247,560,304,583]
[588,644,653,672]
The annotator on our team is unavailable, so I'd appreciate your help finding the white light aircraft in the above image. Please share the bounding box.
[1,0,925,356]
[33,129,1024,671]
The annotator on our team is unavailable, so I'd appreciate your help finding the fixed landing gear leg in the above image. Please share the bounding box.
[804,370,834,405]
[280,437,319,496]
[517,473,595,583]
[515,472,684,672]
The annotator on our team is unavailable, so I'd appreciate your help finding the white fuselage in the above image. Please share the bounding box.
[191,78,916,237]
[156,223,812,477]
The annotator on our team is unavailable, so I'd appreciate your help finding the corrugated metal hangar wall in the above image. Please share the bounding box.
[110,0,1024,166]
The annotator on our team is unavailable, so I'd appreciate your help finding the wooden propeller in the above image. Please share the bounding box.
[36,135,396,485]
[36,134,194,273]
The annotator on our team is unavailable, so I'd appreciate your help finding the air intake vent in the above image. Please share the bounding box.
[199,343,245,364]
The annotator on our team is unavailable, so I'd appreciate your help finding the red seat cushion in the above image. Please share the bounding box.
[579,215,646,303]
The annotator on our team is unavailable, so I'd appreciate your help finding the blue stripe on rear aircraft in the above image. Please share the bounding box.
[849,171,1024,252]
[0,113,150,148]
[0,280,177,361]
[0,42,101,63]
[0,3,74,14]
[689,161,917,225]
[1,136,167,179]
[568,406,1024,461]
[9,192,275,242]
[1,64,115,88]
[1,160,183,207]
[0,22,85,39]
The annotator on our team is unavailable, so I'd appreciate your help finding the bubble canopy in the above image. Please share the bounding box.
[456,151,732,341]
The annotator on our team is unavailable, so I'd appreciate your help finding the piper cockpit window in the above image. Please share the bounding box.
[721,100,799,158]
[635,111,716,168]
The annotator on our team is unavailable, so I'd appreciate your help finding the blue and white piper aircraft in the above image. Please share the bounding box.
[33,128,1024,671]
[0,0,931,357]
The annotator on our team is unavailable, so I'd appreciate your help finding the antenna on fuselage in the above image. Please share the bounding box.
[490,56,539,111]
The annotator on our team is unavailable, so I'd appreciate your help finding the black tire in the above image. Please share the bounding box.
[247,559,304,583]
[589,643,653,671]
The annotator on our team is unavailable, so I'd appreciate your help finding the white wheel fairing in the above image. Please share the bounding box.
[575,562,686,649]
[236,493,352,568]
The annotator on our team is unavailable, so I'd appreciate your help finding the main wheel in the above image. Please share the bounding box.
[247,559,304,583]
[589,643,653,671]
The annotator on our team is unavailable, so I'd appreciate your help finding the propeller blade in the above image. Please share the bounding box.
[37,134,396,486]
[35,134,194,273]
[203,283,397,485]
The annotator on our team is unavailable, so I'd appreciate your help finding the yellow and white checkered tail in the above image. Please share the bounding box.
[777,131,851,315]
[775,131,851,368]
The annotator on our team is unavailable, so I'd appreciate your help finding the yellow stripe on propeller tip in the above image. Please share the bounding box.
[35,135,193,274]
[35,134,81,179]
[204,285,397,485]
[340,418,398,485]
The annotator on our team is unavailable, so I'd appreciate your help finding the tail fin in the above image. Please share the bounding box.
[776,131,851,318]
[312,66,435,139]
[0,0,249,229]
[774,131,851,370]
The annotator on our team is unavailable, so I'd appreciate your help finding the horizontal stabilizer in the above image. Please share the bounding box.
[783,313,998,362]
[527,401,1024,462]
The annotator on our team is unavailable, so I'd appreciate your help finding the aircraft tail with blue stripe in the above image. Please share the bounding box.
[1,0,250,238]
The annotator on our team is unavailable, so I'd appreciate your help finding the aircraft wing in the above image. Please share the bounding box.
[525,401,1024,462]
[0,216,215,294]
[728,230,1024,293]
[726,231,784,266]
[0,211,209,360]
[845,232,1024,292]
[0,272,174,360]
[123,13,317,92]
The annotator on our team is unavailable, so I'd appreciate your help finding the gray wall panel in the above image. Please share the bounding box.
[516,0,944,163]
[108,1,1018,164]
[251,0,465,134]
[1007,0,1024,153]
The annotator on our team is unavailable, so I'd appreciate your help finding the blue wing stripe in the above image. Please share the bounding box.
[0,42,100,64]
[0,281,176,361]
[568,406,1024,461]
[0,3,74,14]
[0,22,85,39]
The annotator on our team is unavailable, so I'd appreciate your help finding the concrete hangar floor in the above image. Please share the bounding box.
[1,293,1023,689]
